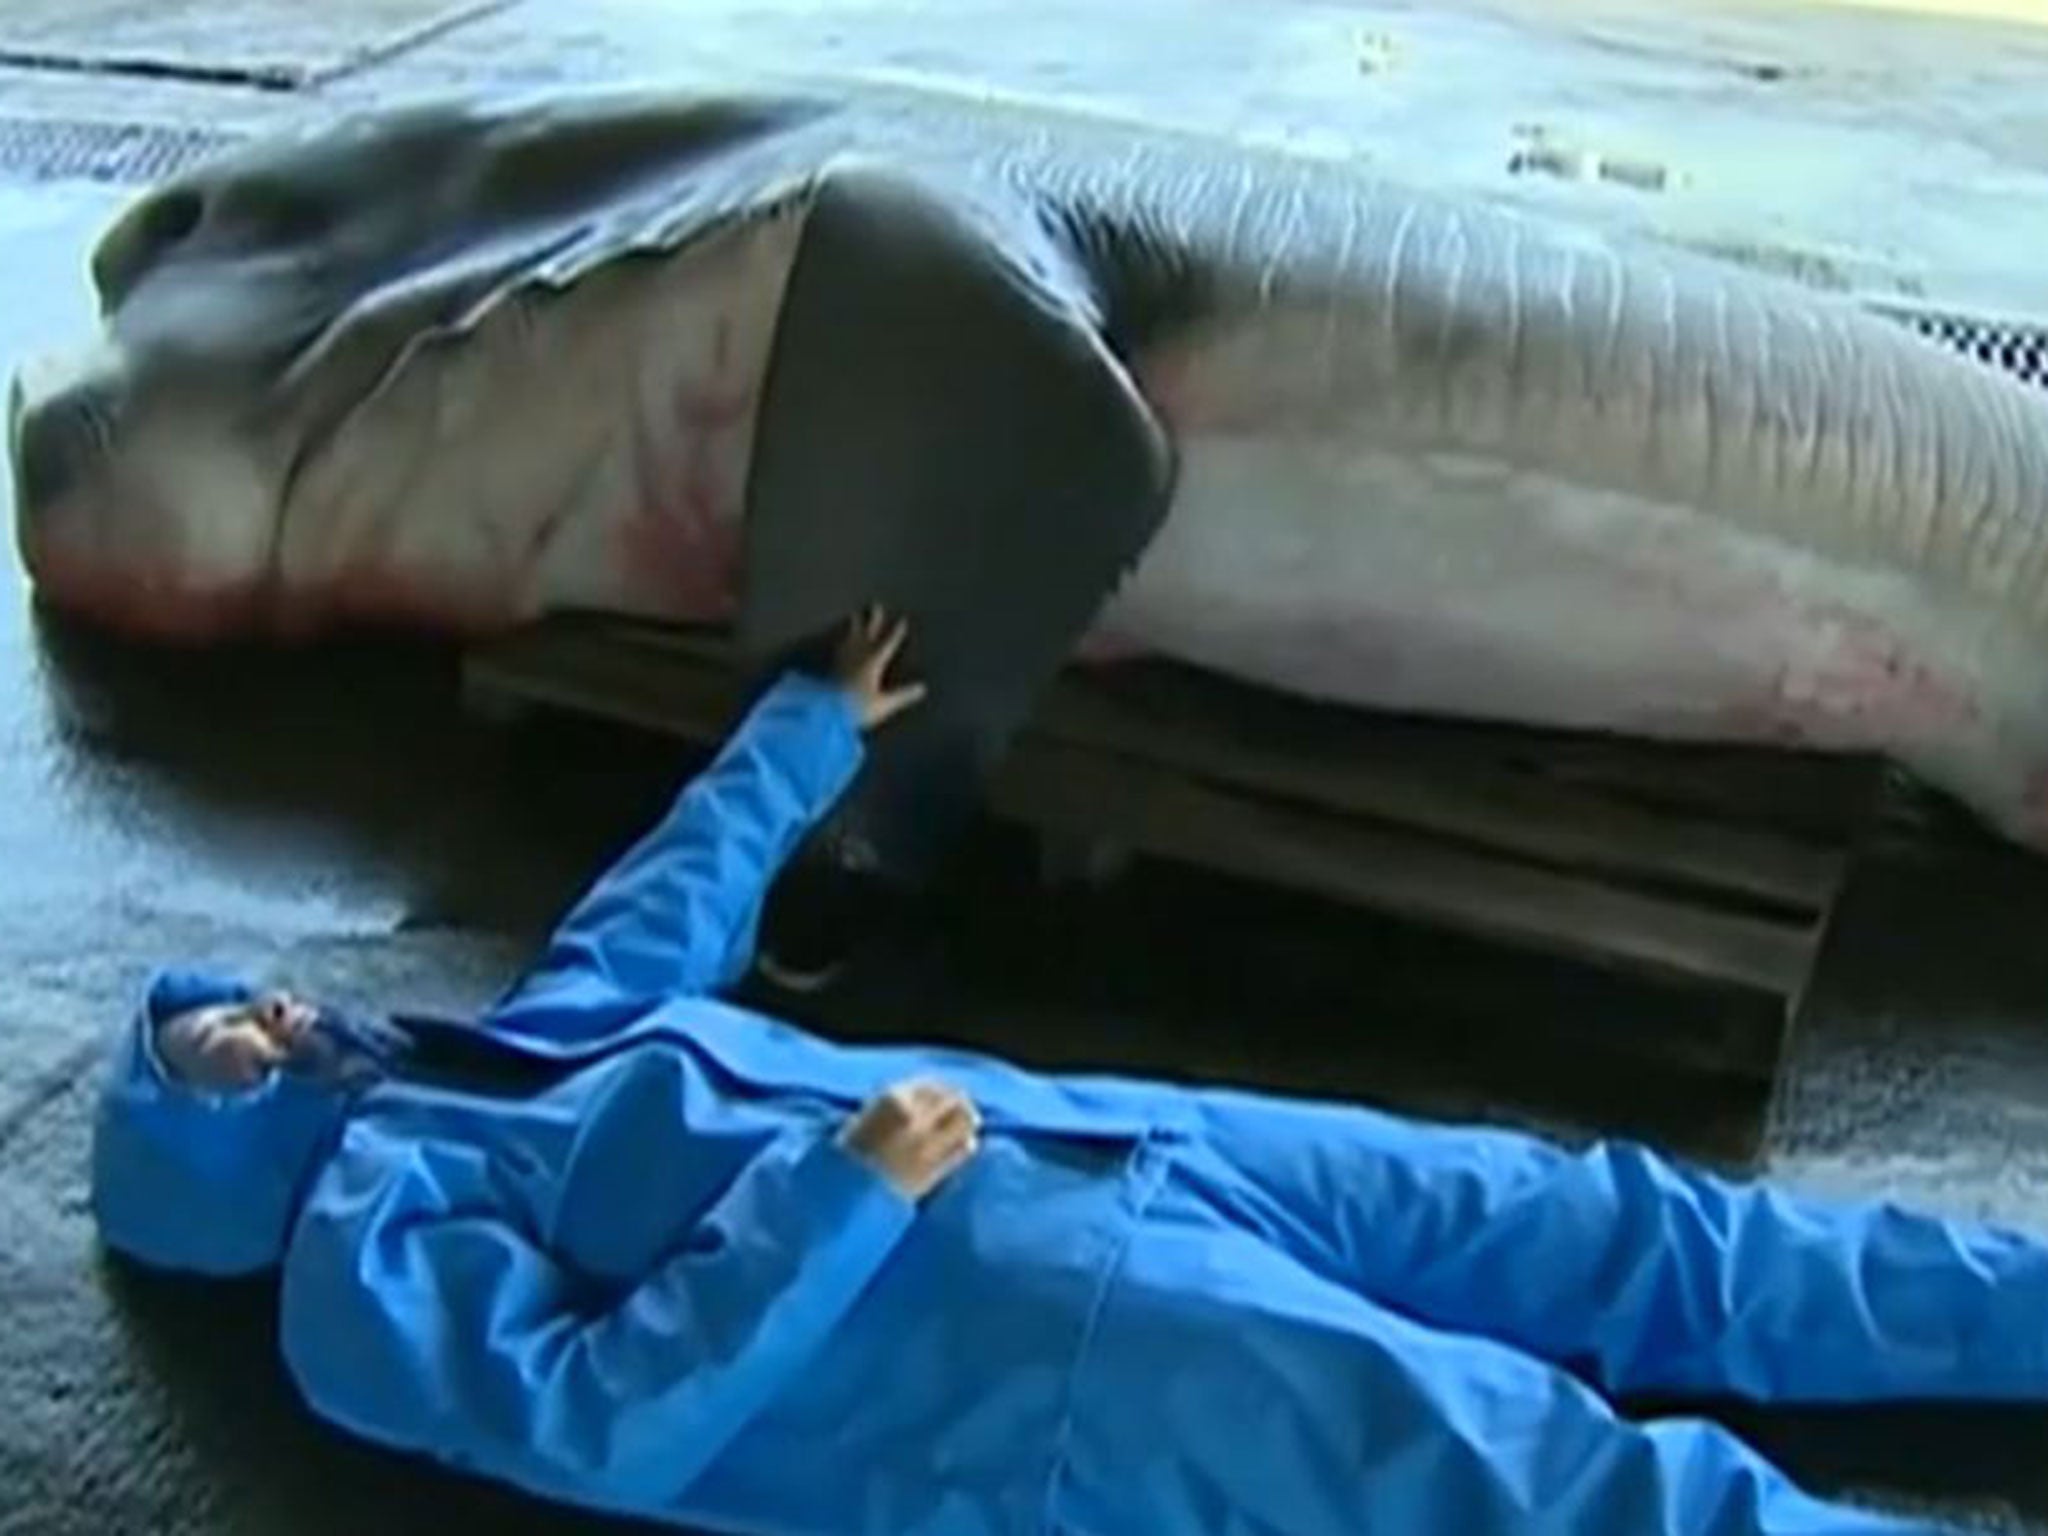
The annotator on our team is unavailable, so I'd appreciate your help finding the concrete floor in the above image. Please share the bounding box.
[2,2,2048,1531]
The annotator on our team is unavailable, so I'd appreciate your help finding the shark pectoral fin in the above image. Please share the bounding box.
[739,163,1174,880]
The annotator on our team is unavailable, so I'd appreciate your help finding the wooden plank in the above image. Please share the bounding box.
[998,739,1820,998]
[464,622,745,737]
[1032,677,1845,911]
[1527,743,1887,839]
[460,615,1834,1001]
[470,616,1852,910]
[1055,660,1886,842]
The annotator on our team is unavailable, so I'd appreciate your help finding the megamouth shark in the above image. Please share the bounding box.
[9,82,2048,881]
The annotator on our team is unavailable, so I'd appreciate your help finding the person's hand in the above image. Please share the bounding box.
[839,1077,981,1201]
[831,604,928,732]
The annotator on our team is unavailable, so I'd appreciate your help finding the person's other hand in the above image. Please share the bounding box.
[831,604,928,732]
[839,1077,981,1201]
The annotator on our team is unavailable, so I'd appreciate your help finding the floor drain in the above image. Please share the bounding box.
[1894,308,2048,393]
[0,114,245,185]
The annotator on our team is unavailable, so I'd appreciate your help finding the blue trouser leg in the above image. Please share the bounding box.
[1056,1177,1956,1536]
[1174,1087,2048,1403]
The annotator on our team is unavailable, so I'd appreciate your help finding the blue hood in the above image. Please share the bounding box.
[89,968,357,1277]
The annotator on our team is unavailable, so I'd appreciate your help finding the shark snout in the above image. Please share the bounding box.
[8,344,129,525]
[10,371,121,521]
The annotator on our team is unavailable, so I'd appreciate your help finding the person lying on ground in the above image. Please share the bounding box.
[90,604,2039,1536]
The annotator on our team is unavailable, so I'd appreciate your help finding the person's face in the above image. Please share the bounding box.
[158,992,318,1090]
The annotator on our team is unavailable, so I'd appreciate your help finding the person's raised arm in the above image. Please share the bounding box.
[499,608,926,1021]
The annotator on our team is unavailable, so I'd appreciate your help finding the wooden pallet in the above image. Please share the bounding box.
[461,613,1896,1086]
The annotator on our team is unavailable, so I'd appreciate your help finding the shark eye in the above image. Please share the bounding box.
[140,188,206,250]
[214,179,337,245]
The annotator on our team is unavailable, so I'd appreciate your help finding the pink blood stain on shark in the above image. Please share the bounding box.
[1755,612,1980,745]
[25,549,270,644]
[1604,529,1982,747]
[618,318,753,623]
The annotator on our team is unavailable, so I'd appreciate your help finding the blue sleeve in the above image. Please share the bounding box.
[503,672,864,1018]
[282,1130,913,1508]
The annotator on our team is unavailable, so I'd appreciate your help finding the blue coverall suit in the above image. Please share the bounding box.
[88,671,2047,1535]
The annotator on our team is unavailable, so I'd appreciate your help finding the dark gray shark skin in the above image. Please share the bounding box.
[10,82,2048,880]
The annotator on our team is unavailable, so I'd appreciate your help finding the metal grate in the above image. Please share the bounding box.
[0,114,245,184]
[1885,306,2048,393]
